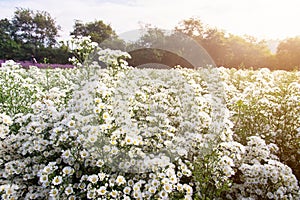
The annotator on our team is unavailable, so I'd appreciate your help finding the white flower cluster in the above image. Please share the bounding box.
[64,35,100,67]
[218,136,300,199]
[0,49,299,199]
[0,114,12,139]
[0,61,43,115]
[220,67,300,188]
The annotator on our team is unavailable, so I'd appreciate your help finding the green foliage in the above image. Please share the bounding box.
[175,18,275,69]
[70,20,116,44]
[193,150,232,200]
[0,19,22,60]
[12,8,59,48]
[276,37,300,70]
[0,8,68,63]
[175,17,205,39]
[34,46,71,64]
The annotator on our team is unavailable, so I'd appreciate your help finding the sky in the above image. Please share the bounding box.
[1,0,300,41]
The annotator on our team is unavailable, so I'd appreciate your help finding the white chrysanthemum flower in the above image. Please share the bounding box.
[88,134,97,143]
[151,179,160,187]
[133,184,140,191]
[2,115,12,126]
[93,107,101,114]
[128,179,134,187]
[220,155,234,167]
[43,166,52,174]
[123,186,131,195]
[182,169,192,177]
[223,165,235,177]
[102,112,110,120]
[62,149,71,159]
[88,174,99,184]
[70,130,79,137]
[59,133,68,141]
[39,175,48,183]
[80,149,89,158]
[52,176,63,185]
[159,190,168,199]
[0,125,9,139]
[161,178,170,185]
[87,190,96,199]
[110,139,117,145]
[35,127,42,134]
[68,195,76,200]
[266,192,274,199]
[77,134,85,143]
[110,190,118,198]
[148,186,156,194]
[98,102,106,109]
[65,186,74,195]
[49,188,58,197]
[116,175,126,185]
[177,183,183,191]
[98,172,106,181]
[163,183,173,193]
[123,195,131,200]
[97,186,107,195]
[133,191,142,199]
[53,127,62,134]
[94,98,102,103]
[103,145,111,152]
[96,159,104,167]
[133,138,141,146]
[169,174,178,184]
[62,166,74,176]
[67,120,76,128]
[125,136,133,145]
[183,184,193,195]
[111,146,119,155]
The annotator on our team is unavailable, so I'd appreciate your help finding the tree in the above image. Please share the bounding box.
[175,18,229,67]
[276,37,300,70]
[201,28,230,67]
[221,34,273,69]
[175,17,205,40]
[12,8,60,48]
[175,18,274,69]
[0,18,22,59]
[70,20,116,44]
[0,8,68,63]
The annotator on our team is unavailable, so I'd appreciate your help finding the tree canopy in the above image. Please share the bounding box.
[175,18,276,69]
[0,8,69,63]
[12,8,60,48]
[0,18,21,60]
[70,20,116,44]
[276,37,300,70]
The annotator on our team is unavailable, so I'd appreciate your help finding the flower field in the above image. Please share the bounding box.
[0,60,75,69]
[0,49,300,199]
